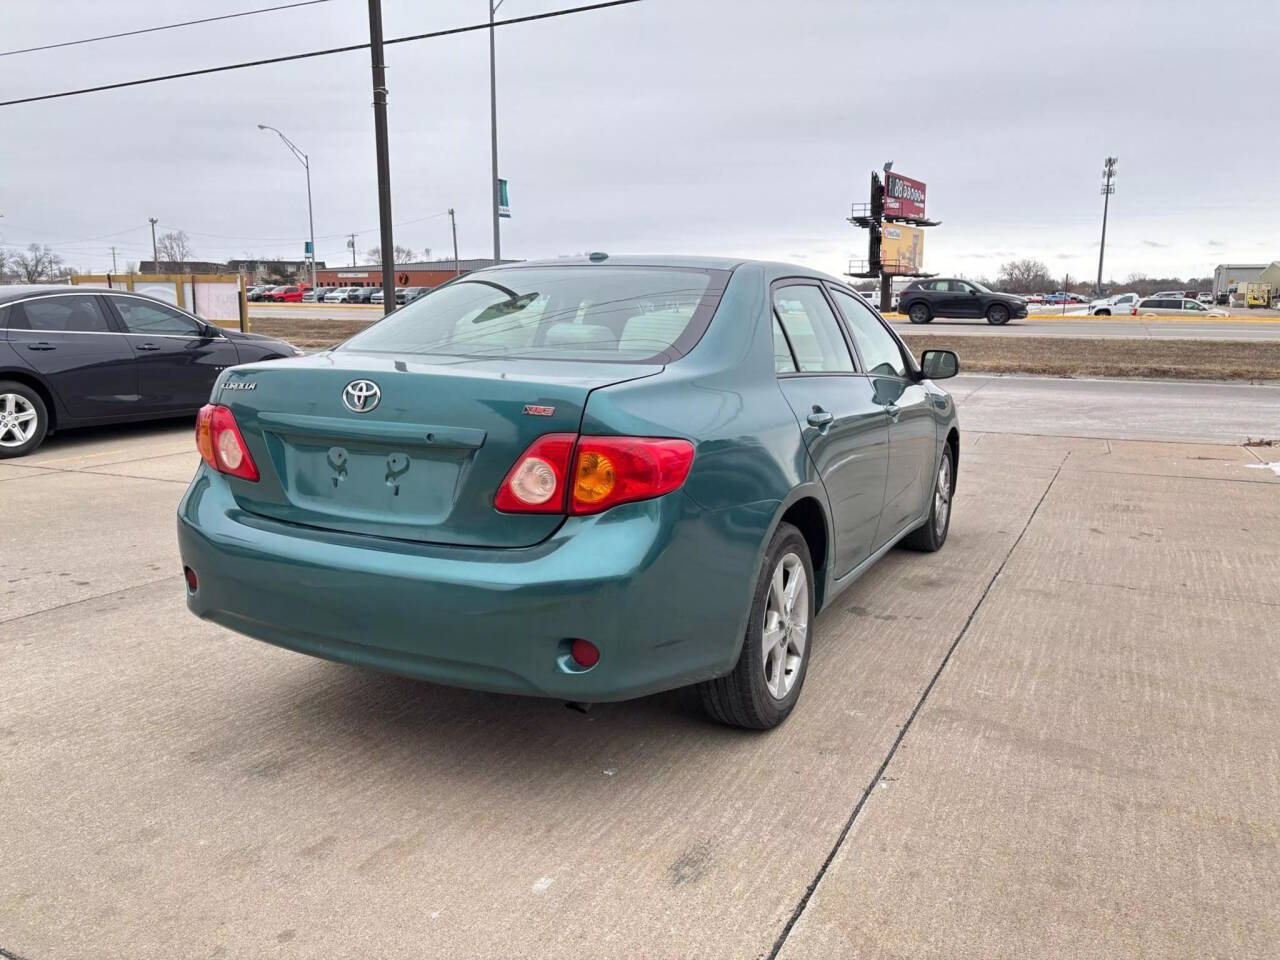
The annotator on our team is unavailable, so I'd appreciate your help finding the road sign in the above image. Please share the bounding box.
[498,179,511,219]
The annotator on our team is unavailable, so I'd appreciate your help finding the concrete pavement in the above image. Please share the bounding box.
[2,381,1278,959]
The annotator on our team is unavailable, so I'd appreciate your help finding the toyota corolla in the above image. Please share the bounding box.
[177,256,960,728]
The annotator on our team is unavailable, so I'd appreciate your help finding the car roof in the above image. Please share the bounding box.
[473,254,864,289]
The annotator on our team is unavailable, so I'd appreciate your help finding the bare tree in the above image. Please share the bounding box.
[155,230,194,267]
[0,247,10,280]
[365,245,417,264]
[14,244,63,283]
[996,258,1053,294]
[124,261,139,275]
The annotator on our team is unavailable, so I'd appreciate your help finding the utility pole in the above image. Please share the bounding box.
[368,0,396,314]
[148,217,158,267]
[110,246,118,273]
[347,233,357,267]
[1096,156,1117,296]
[449,208,460,276]
[489,0,504,262]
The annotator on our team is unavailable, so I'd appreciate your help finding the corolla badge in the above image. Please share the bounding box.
[342,379,381,413]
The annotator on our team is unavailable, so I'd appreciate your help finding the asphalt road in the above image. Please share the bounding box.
[3,376,1278,959]
[886,313,1280,341]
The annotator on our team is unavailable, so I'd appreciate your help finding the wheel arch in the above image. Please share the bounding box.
[946,426,959,491]
[0,368,59,433]
[771,488,832,612]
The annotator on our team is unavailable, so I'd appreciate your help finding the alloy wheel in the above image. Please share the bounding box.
[0,394,38,448]
[935,454,952,538]
[761,552,808,700]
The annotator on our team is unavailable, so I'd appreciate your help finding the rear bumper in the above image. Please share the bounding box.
[177,467,775,701]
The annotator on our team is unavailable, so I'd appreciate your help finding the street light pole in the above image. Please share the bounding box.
[257,123,317,291]
[1096,156,1117,297]
[489,0,504,263]
[449,208,460,276]
[148,217,158,266]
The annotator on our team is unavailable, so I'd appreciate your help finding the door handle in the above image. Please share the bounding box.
[137,342,162,352]
[26,342,56,351]
[883,403,900,421]
[807,408,834,430]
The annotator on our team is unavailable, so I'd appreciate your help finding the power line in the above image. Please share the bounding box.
[0,1,644,109]
[0,1,333,58]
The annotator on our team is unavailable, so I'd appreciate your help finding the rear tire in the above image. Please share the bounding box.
[698,522,815,730]
[0,381,49,459]
[902,445,954,552]
[986,304,1010,325]
[908,303,932,324]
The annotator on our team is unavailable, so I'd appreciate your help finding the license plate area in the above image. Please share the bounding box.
[278,436,469,525]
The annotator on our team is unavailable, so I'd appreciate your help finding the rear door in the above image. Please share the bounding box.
[104,294,240,412]
[828,286,935,548]
[4,293,139,421]
[772,281,889,576]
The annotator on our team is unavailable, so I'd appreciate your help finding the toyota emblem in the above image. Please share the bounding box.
[342,379,381,413]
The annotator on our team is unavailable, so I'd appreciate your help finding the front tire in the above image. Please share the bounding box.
[698,522,815,729]
[908,303,932,324]
[903,444,954,552]
[986,304,1011,325]
[0,381,49,459]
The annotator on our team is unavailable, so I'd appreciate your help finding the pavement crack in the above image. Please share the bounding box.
[0,574,177,628]
[766,461,1065,960]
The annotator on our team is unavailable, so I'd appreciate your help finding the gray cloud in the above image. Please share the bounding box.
[2,0,1277,283]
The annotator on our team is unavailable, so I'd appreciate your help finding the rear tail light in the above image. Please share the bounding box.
[496,434,694,515]
[195,404,260,482]
[1131,306,1138,316]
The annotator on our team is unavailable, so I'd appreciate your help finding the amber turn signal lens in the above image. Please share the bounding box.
[574,451,616,504]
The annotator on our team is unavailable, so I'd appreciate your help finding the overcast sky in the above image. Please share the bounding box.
[1,0,1276,283]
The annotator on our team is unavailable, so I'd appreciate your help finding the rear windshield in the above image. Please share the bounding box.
[338,265,728,363]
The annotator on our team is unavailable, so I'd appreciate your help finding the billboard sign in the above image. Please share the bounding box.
[880,223,924,275]
[884,172,927,220]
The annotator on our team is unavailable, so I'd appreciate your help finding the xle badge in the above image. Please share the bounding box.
[523,404,555,417]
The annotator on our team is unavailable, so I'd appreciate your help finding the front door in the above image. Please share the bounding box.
[947,280,983,317]
[4,293,139,421]
[827,287,937,546]
[104,295,240,412]
[772,283,889,577]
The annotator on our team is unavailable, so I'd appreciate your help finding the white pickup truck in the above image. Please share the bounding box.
[1088,292,1140,316]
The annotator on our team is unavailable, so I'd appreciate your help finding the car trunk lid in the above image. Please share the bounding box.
[216,351,662,547]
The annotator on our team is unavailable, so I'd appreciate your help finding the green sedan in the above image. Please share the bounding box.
[177,256,960,728]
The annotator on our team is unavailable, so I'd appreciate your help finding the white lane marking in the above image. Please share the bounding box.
[532,876,554,893]
[1245,462,1280,477]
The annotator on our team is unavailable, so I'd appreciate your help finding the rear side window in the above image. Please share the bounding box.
[10,296,112,333]
[341,266,727,363]
[773,315,797,373]
[829,288,907,379]
[772,285,855,373]
[111,297,202,336]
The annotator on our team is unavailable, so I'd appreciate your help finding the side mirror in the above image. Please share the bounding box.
[920,349,959,380]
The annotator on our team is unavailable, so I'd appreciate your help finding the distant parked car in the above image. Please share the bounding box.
[270,285,304,303]
[301,287,324,302]
[1197,292,1214,304]
[249,286,279,302]
[898,278,1028,325]
[347,286,376,304]
[370,288,385,305]
[401,286,429,305]
[1133,297,1229,317]
[1024,292,1045,305]
[1089,292,1140,316]
[323,287,353,303]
